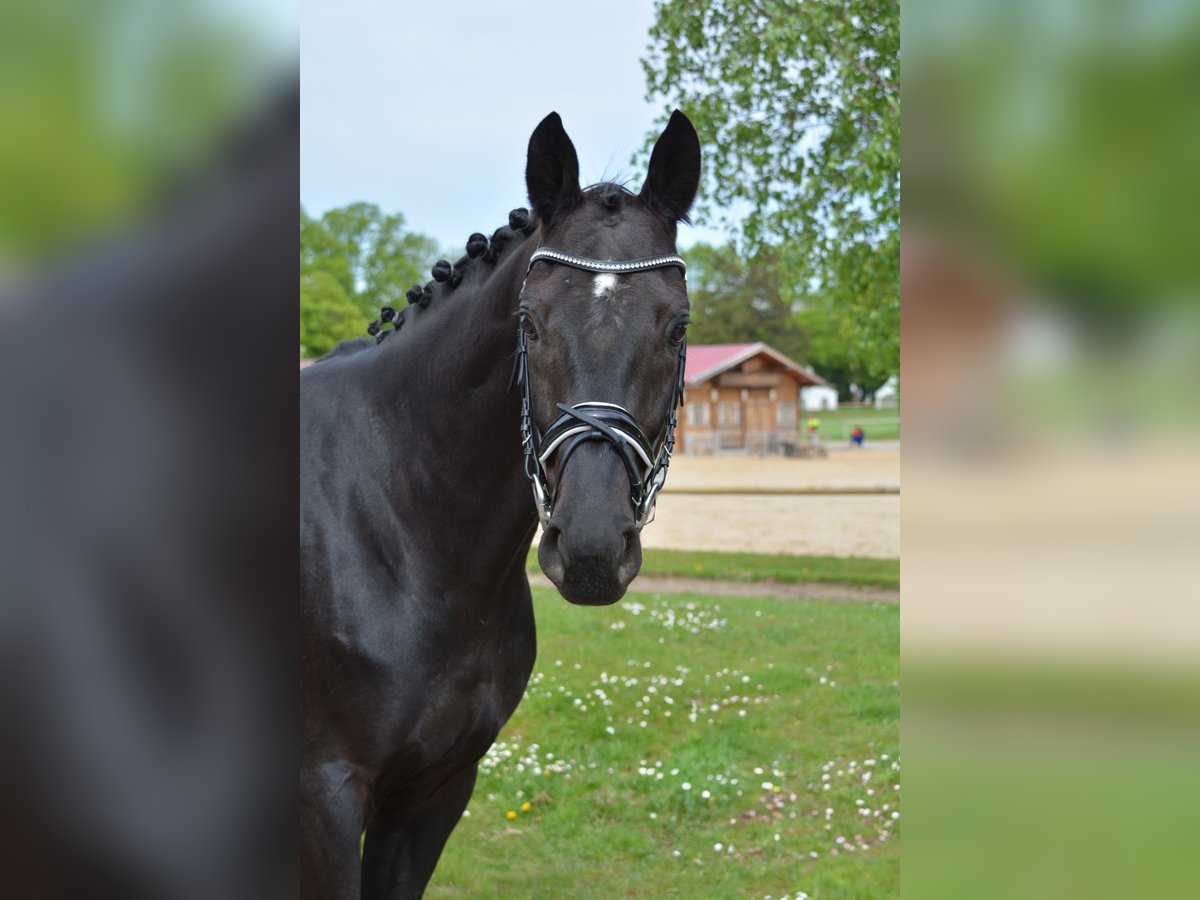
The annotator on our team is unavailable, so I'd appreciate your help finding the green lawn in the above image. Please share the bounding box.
[529,547,900,590]
[905,660,1200,898]
[427,586,900,898]
[804,407,900,443]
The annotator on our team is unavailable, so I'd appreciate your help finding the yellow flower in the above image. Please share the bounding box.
[520,801,532,812]
[505,810,517,820]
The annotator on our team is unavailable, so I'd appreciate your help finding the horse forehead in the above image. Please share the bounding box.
[530,258,680,315]
[533,203,683,319]
[554,200,672,256]
[556,271,668,321]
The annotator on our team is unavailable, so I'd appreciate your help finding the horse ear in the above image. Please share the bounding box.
[526,112,582,228]
[639,110,701,225]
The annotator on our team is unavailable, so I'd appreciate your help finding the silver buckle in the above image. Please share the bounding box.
[531,478,551,529]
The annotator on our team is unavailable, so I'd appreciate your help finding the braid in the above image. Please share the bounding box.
[373,307,405,343]
[367,204,537,340]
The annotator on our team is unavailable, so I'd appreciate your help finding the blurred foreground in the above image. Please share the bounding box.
[903,0,1200,895]
[0,2,296,897]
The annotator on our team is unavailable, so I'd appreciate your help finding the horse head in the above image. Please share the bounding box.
[520,111,700,605]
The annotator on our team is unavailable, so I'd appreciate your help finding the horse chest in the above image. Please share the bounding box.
[419,664,520,756]
[374,599,536,787]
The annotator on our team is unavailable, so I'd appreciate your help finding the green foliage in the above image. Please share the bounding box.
[644,0,899,381]
[907,1,1200,332]
[301,207,354,297]
[682,243,808,364]
[683,241,893,396]
[299,202,440,356]
[796,305,892,400]
[316,201,440,315]
[299,270,363,359]
[1,0,266,258]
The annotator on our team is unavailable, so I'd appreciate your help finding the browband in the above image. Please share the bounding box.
[527,247,686,275]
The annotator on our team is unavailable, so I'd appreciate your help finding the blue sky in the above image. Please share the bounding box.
[301,0,728,252]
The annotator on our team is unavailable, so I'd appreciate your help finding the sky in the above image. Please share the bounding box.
[301,0,729,253]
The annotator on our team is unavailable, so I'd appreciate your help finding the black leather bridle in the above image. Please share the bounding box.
[514,246,688,531]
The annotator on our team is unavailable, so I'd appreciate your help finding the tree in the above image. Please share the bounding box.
[643,0,899,380]
[301,202,440,318]
[301,207,354,297]
[795,305,890,401]
[682,243,808,364]
[300,270,366,359]
[361,211,441,313]
[684,241,891,398]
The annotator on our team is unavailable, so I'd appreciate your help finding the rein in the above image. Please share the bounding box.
[514,246,688,531]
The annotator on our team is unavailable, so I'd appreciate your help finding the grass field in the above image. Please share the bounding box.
[426,585,900,899]
[805,407,900,443]
[528,548,900,590]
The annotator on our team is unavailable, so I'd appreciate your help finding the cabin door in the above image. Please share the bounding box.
[747,396,774,453]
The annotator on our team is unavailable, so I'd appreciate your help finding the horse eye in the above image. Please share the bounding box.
[519,313,539,340]
[669,321,689,343]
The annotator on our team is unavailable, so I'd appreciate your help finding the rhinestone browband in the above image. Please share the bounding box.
[527,248,686,275]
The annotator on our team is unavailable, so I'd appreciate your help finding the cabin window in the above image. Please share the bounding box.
[718,402,741,427]
[777,402,796,426]
[686,402,710,427]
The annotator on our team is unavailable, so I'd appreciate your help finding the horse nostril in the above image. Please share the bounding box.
[538,526,567,583]
[616,525,643,586]
[543,526,563,559]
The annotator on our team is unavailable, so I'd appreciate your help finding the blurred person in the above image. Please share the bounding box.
[851,424,865,448]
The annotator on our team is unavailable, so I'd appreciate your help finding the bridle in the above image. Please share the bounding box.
[513,246,688,531]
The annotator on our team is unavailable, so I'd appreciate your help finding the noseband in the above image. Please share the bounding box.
[514,246,688,531]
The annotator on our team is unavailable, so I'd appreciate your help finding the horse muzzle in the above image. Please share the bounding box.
[536,451,644,605]
[538,522,642,605]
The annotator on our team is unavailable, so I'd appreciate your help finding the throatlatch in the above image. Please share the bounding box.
[514,247,688,531]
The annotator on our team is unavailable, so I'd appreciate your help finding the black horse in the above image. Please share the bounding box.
[300,111,700,898]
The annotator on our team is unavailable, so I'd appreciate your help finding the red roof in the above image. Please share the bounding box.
[684,342,826,387]
[684,343,756,385]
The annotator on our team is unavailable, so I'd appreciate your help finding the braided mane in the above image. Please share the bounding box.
[365,207,537,345]
[319,184,641,362]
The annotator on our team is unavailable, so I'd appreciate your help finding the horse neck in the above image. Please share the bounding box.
[366,239,539,570]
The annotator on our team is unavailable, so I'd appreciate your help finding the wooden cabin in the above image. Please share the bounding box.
[676,342,828,455]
